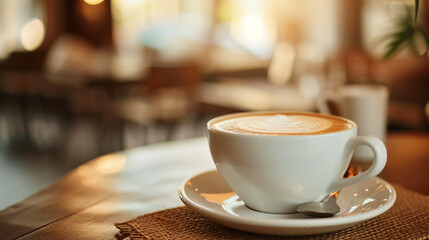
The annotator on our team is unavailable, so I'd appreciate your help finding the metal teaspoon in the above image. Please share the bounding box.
[296,194,340,218]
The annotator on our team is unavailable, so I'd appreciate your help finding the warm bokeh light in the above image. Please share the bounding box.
[229,1,277,59]
[76,154,127,185]
[94,154,127,174]
[20,18,45,51]
[77,165,100,185]
[241,16,264,43]
[83,0,105,5]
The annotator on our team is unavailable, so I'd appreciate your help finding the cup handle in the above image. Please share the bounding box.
[328,136,387,193]
[317,90,338,115]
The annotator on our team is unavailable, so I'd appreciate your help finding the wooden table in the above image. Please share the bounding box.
[0,132,428,239]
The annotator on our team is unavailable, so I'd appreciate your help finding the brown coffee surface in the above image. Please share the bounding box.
[211,112,354,136]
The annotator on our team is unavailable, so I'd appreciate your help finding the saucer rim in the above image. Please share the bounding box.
[178,169,396,228]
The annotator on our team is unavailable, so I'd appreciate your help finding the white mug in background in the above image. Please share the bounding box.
[207,112,387,214]
[317,84,389,162]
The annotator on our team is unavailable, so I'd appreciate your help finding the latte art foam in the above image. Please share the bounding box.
[211,113,354,135]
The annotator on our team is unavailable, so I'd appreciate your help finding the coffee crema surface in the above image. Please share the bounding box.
[211,113,354,135]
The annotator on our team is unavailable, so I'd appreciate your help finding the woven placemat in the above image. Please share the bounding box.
[115,184,429,240]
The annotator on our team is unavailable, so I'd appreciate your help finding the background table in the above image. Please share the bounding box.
[0,132,428,239]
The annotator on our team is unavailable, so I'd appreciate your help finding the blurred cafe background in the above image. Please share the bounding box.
[0,0,428,208]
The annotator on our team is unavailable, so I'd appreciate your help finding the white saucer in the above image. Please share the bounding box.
[178,170,396,236]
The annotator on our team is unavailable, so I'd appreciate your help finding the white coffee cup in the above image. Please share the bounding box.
[317,84,389,162]
[207,112,387,214]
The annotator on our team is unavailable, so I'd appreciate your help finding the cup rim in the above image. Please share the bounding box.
[207,111,357,137]
[337,84,389,97]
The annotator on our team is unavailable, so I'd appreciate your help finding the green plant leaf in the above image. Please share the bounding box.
[383,39,405,59]
[380,3,429,59]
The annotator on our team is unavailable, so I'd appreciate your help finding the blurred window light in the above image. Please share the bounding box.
[229,0,277,59]
[242,15,264,43]
[20,18,45,52]
[110,0,341,63]
[0,1,16,59]
[112,0,212,67]
[1,0,45,57]
[83,0,105,6]
[149,0,180,22]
